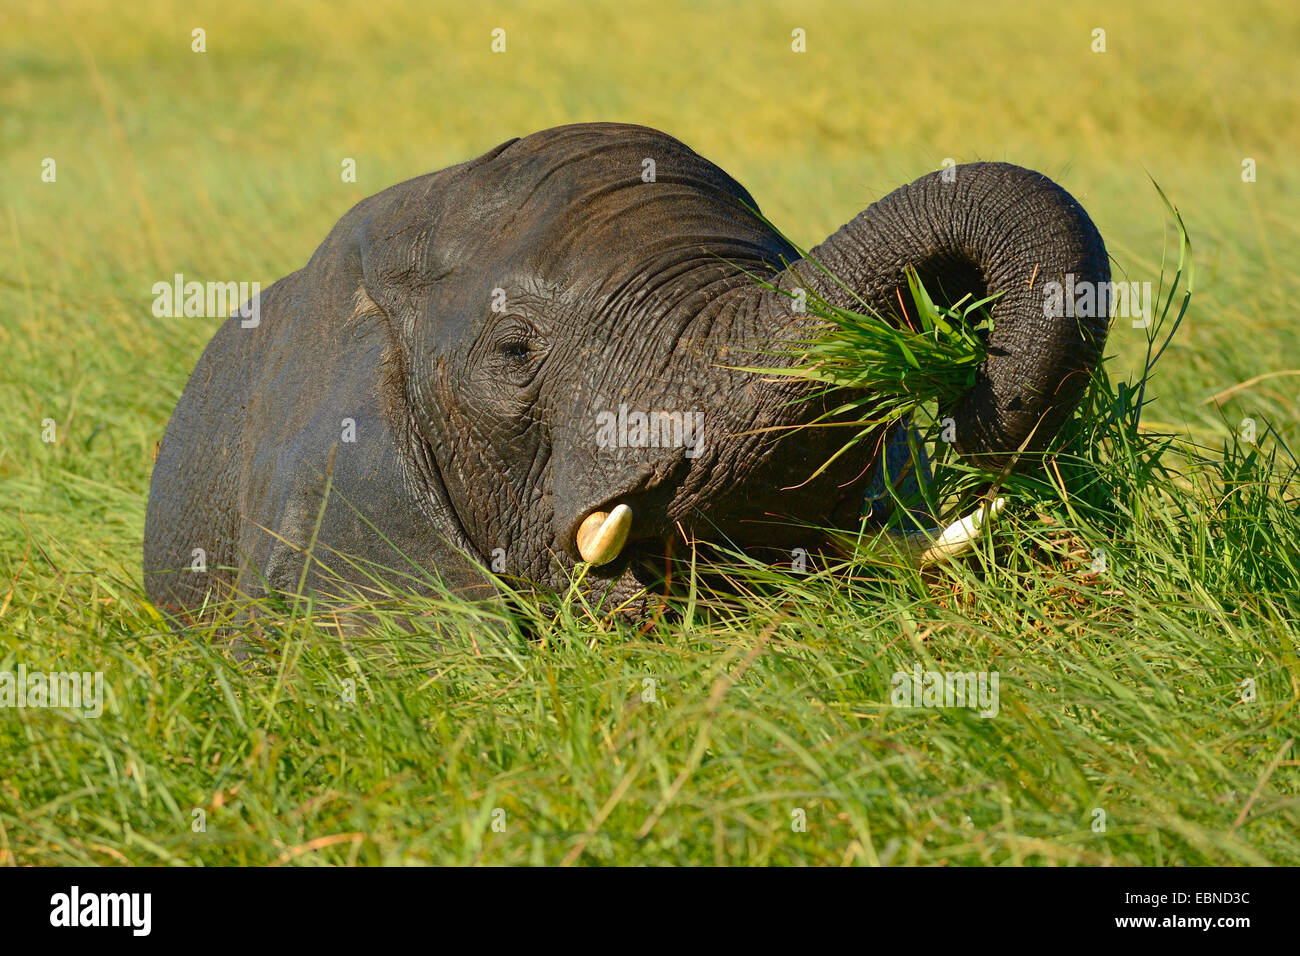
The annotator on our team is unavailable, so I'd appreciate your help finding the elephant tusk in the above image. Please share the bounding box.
[576,504,633,566]
[880,497,1006,567]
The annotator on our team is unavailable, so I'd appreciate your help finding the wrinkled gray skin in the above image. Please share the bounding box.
[144,123,1109,620]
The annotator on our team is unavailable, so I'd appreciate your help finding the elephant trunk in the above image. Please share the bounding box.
[767,161,1110,469]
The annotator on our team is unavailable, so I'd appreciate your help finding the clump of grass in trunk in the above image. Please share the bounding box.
[735,263,996,482]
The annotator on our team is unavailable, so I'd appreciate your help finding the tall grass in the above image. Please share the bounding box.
[4,190,1297,866]
[735,261,994,483]
[1,0,1298,866]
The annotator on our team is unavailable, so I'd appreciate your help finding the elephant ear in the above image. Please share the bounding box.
[144,142,521,620]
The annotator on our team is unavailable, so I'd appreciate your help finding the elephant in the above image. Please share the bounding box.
[143,122,1109,621]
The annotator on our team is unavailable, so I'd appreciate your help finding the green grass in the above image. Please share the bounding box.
[2,0,1299,865]
[735,260,996,485]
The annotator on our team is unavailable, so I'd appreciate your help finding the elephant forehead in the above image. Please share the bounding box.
[493,122,750,207]
[461,125,792,276]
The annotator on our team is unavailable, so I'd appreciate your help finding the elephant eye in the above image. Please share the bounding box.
[498,339,532,363]
[489,316,546,383]
[497,337,542,379]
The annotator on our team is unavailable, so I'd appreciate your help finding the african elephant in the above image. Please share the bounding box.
[143,122,1109,619]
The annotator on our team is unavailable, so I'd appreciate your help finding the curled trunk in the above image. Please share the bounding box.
[767,162,1110,469]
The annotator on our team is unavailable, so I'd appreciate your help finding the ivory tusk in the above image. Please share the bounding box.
[576,504,633,566]
[881,497,1007,567]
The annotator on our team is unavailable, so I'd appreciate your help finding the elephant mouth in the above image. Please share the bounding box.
[588,532,837,626]
[572,425,1006,624]
[577,480,871,623]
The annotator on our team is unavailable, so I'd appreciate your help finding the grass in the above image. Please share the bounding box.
[2,0,1299,865]
[734,259,995,485]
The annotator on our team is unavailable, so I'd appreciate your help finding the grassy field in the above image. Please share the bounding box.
[2,0,1298,865]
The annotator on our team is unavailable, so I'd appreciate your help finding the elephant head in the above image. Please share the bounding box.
[143,123,1108,620]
